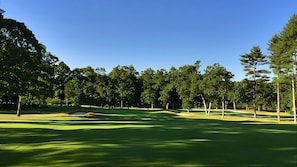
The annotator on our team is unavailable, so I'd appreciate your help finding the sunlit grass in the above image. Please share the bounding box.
[177,111,296,124]
[0,122,157,130]
[0,107,296,167]
[0,113,70,120]
[191,108,293,116]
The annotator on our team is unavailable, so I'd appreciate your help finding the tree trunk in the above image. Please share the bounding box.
[293,54,297,124]
[16,95,22,117]
[253,103,256,119]
[207,102,212,115]
[151,103,154,109]
[120,93,124,108]
[233,101,236,111]
[120,90,123,108]
[258,106,261,112]
[225,101,228,110]
[292,78,296,124]
[166,102,169,110]
[276,81,280,122]
[253,61,257,119]
[221,100,225,119]
[201,95,207,115]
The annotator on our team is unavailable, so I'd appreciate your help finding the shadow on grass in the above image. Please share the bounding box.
[0,110,296,167]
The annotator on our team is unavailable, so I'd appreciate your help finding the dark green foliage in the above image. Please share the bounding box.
[227,81,241,110]
[159,67,182,109]
[175,61,201,110]
[268,34,292,76]
[54,62,71,104]
[1,11,297,119]
[109,65,138,108]
[200,63,234,115]
[0,18,42,96]
[241,46,270,117]
[268,14,297,122]
[0,15,58,115]
[140,68,157,108]
[241,46,270,81]
[256,81,275,110]
[65,77,81,106]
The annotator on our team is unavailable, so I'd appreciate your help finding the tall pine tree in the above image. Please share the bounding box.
[279,14,297,123]
[268,34,292,122]
[240,46,270,118]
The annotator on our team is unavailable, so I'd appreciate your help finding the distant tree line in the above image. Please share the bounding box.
[0,11,296,122]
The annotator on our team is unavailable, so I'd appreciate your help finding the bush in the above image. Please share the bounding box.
[46,97,60,105]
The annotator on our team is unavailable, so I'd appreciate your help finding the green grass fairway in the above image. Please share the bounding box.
[0,108,296,167]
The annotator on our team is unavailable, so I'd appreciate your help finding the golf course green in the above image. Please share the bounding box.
[0,107,296,167]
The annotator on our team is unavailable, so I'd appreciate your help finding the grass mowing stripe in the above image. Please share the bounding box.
[0,108,296,167]
[0,123,157,130]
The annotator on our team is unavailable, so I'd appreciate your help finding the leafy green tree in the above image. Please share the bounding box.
[175,61,201,111]
[201,63,233,117]
[140,68,167,108]
[102,75,117,108]
[256,81,275,111]
[54,62,71,106]
[269,14,297,123]
[200,71,215,115]
[38,51,59,102]
[228,81,241,111]
[133,77,142,107]
[26,47,59,105]
[268,34,291,121]
[153,69,167,108]
[158,69,171,110]
[279,78,293,112]
[0,13,52,116]
[238,79,254,110]
[159,67,181,110]
[140,68,156,108]
[200,64,219,115]
[65,76,81,106]
[81,66,99,105]
[240,46,270,118]
[94,68,116,107]
[109,65,138,108]
[217,68,234,118]
[280,14,297,123]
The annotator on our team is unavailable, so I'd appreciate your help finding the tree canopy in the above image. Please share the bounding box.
[0,14,58,115]
[240,46,270,118]
[0,11,296,123]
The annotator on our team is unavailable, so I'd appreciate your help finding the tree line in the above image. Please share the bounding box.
[0,11,296,122]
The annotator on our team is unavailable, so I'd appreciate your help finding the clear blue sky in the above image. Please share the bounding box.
[1,0,297,80]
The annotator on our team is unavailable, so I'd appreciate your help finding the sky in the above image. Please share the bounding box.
[1,0,297,80]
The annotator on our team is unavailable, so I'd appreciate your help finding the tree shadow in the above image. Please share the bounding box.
[0,111,296,167]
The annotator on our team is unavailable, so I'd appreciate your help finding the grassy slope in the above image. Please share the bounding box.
[0,107,296,167]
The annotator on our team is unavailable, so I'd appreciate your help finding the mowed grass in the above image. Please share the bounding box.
[0,107,296,167]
